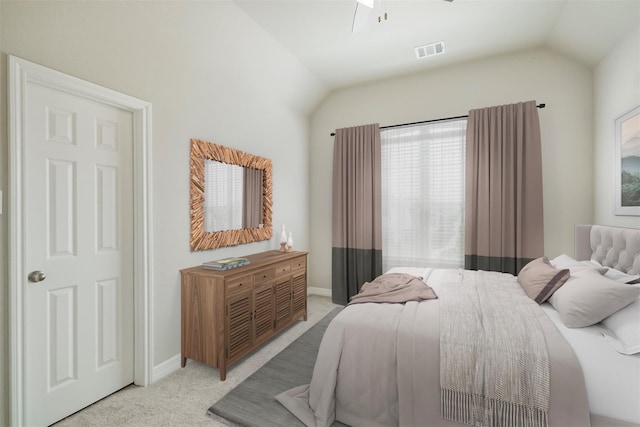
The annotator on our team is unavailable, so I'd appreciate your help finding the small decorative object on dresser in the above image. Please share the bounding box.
[280,225,287,252]
[180,250,308,380]
[286,231,294,252]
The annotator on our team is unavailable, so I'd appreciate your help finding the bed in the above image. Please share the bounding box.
[554,225,640,424]
[277,224,640,427]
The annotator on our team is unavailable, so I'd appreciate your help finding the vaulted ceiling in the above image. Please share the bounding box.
[234,0,640,89]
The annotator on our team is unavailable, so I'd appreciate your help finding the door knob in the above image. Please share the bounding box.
[28,271,46,283]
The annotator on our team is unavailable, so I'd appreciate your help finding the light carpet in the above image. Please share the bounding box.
[53,295,340,426]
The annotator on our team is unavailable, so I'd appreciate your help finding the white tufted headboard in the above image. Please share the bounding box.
[574,224,640,275]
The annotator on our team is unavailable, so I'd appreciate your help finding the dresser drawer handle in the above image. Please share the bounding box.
[230,281,247,290]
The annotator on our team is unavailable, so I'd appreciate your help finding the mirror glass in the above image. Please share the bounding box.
[204,160,263,232]
[190,138,272,251]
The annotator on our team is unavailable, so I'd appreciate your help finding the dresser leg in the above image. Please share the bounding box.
[181,356,187,368]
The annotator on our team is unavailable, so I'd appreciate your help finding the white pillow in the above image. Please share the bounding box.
[599,285,640,355]
[548,269,640,328]
[600,264,640,284]
[582,258,640,283]
[550,254,608,275]
[580,259,607,269]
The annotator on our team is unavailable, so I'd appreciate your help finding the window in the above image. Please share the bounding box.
[381,119,466,271]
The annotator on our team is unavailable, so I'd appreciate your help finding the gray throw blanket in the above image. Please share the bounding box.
[349,273,437,305]
[439,270,550,427]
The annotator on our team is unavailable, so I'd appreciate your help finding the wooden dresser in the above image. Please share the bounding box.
[180,250,308,380]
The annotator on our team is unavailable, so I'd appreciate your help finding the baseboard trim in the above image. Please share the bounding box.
[308,287,331,297]
[152,354,181,383]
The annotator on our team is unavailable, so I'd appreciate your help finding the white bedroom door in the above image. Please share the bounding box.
[23,76,134,426]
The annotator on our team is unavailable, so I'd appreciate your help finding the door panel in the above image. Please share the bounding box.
[96,165,118,252]
[96,278,119,368]
[253,281,274,345]
[274,277,292,330]
[24,82,134,426]
[291,271,307,319]
[47,159,77,257]
[47,286,78,389]
[226,290,252,363]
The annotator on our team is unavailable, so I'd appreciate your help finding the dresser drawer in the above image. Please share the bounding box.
[253,268,274,284]
[291,257,307,272]
[226,275,252,295]
[274,262,291,276]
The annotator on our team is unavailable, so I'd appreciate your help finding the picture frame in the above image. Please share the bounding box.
[615,105,640,216]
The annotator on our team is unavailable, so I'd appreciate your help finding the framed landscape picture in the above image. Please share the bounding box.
[615,105,640,216]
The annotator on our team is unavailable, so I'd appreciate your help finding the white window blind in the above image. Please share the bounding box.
[381,119,466,271]
[204,160,243,232]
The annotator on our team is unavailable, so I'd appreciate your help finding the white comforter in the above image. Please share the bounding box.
[276,268,591,427]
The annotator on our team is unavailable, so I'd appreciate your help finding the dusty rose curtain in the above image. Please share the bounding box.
[465,100,544,275]
[242,167,263,228]
[332,124,383,305]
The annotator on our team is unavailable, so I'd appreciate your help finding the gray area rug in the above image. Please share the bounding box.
[208,307,346,427]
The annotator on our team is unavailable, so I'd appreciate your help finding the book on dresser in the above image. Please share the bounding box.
[203,257,250,270]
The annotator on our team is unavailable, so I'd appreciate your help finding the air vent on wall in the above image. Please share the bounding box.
[415,41,446,59]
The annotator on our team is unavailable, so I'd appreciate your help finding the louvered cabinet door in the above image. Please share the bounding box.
[225,289,252,366]
[274,276,292,330]
[291,270,307,321]
[253,282,275,346]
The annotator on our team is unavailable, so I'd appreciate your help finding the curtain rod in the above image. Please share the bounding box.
[329,103,546,136]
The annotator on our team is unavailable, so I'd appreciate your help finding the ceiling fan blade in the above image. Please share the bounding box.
[352,1,374,33]
[352,0,452,33]
[357,0,374,7]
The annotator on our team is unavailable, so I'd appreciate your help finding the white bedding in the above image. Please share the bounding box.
[395,268,640,424]
[277,268,592,427]
[541,303,640,424]
[281,224,640,426]
[394,268,640,424]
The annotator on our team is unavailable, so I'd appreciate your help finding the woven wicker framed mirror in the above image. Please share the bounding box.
[190,138,273,251]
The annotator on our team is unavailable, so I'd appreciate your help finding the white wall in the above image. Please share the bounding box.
[1,2,635,423]
[594,26,640,228]
[308,48,594,292]
[0,1,326,423]
[0,0,5,422]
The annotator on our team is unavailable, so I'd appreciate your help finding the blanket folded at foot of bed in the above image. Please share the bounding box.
[439,270,549,427]
[348,273,437,305]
